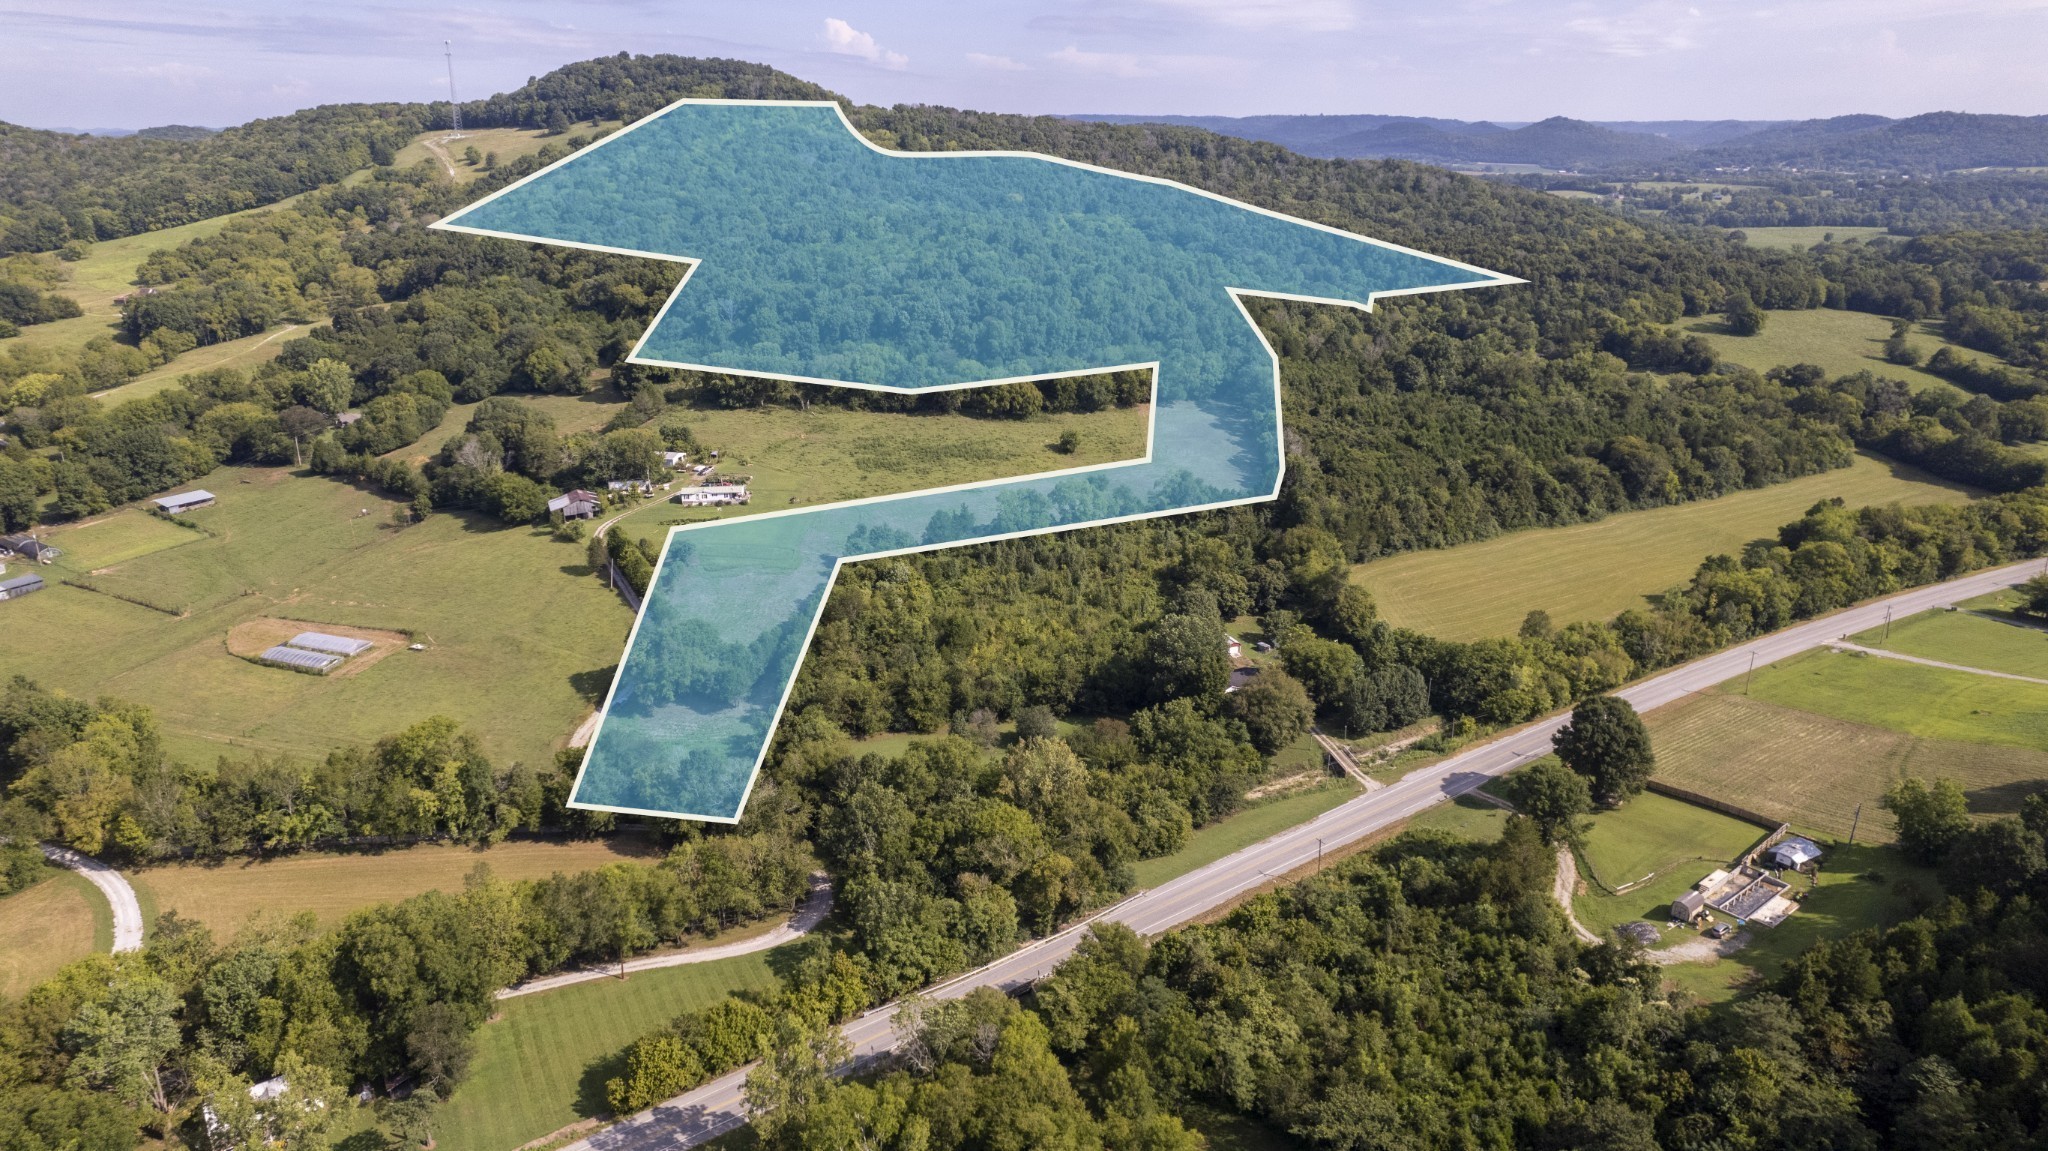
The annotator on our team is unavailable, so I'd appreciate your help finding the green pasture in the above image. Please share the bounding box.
[11,464,633,771]
[394,123,623,183]
[1849,598,2048,680]
[1352,453,1971,640]
[91,323,306,402]
[434,951,783,1151]
[1733,225,1889,250]
[0,868,109,1002]
[600,402,1149,539]
[1750,647,2048,751]
[1647,657,2048,843]
[1691,309,1999,394]
[13,192,315,358]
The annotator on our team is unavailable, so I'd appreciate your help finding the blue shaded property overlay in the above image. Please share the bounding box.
[437,101,1511,820]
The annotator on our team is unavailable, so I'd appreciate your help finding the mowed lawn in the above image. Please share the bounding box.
[1352,453,1971,640]
[1690,309,2000,395]
[1568,791,1763,948]
[1129,776,1363,889]
[11,465,634,770]
[435,952,783,1151]
[1574,789,1763,893]
[1849,599,2048,681]
[127,836,664,938]
[0,870,108,1001]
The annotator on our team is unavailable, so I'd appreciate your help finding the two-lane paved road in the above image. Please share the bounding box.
[570,558,2043,1151]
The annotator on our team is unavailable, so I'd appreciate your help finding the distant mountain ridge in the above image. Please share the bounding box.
[1071,111,2048,173]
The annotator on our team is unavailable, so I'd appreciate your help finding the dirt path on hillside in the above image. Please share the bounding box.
[1554,848,1602,945]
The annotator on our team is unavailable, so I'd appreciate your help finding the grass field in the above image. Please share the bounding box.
[91,323,306,403]
[1849,602,2048,680]
[1753,647,2048,750]
[128,836,663,938]
[12,464,635,770]
[602,402,1150,538]
[0,869,108,1001]
[394,123,622,184]
[12,191,319,359]
[1734,226,1890,250]
[1574,790,1764,894]
[1690,309,1994,394]
[12,387,1146,772]
[1351,453,1972,640]
[435,951,783,1151]
[1646,673,2048,844]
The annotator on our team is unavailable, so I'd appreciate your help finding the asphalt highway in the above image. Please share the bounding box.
[567,557,2043,1151]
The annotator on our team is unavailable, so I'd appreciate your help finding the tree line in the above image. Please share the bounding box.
[0,833,810,1150]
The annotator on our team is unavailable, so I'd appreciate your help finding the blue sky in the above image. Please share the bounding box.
[7,0,2047,131]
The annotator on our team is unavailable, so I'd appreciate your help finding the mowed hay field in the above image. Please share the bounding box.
[0,870,108,1000]
[435,951,783,1151]
[1646,652,2048,843]
[1690,309,2008,395]
[1353,453,1972,640]
[128,837,663,938]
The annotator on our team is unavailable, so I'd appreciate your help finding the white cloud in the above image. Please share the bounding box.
[1050,45,1154,77]
[1140,0,1360,32]
[102,60,218,85]
[1048,45,1238,79]
[966,52,1029,71]
[822,17,908,70]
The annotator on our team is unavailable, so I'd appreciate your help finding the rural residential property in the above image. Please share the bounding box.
[4,22,2048,1151]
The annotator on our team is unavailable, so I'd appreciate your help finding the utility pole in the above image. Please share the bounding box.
[1882,604,1893,645]
[1743,651,1756,695]
[1847,803,1862,848]
[1317,838,1323,868]
[444,41,462,133]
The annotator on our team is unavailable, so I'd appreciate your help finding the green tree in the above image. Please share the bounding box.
[1882,777,1972,865]
[62,964,182,1116]
[1279,632,1362,712]
[1723,290,1766,336]
[1516,758,1592,846]
[295,357,356,415]
[1226,668,1313,755]
[745,1014,852,1146]
[2020,573,2048,620]
[0,455,39,531]
[1552,695,1656,805]
[607,1034,705,1114]
[1143,613,1230,702]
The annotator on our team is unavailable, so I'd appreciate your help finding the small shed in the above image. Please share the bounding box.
[548,489,601,520]
[1768,836,1823,870]
[0,573,45,601]
[662,451,689,468]
[1225,667,1261,694]
[153,490,216,514]
[1671,890,1707,922]
[334,412,363,427]
[1225,635,1243,659]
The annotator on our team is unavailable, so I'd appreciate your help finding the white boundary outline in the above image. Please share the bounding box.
[430,97,1522,822]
